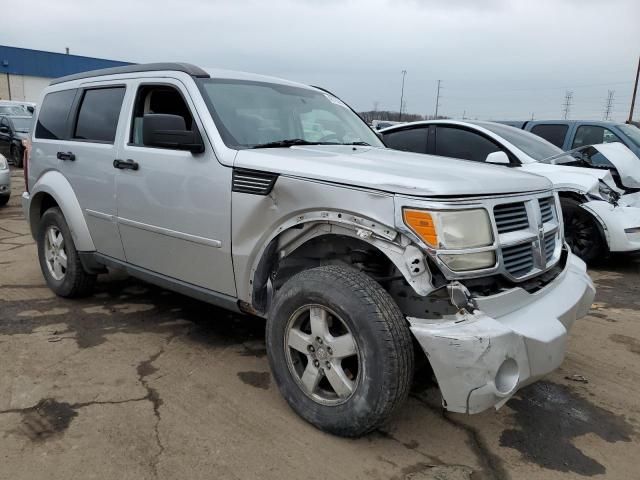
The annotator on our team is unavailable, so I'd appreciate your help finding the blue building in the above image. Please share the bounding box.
[0,45,131,102]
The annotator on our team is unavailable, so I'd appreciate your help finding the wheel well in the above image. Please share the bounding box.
[29,192,59,235]
[252,234,397,314]
[558,191,587,204]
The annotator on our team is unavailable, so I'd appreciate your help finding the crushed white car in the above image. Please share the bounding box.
[381,120,640,263]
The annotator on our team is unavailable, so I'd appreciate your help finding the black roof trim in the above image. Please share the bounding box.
[50,63,210,85]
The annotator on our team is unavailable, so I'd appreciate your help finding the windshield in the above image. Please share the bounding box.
[0,105,28,116]
[474,121,565,162]
[198,79,383,149]
[618,124,640,148]
[11,117,32,132]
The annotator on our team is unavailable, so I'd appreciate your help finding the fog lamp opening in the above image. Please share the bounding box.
[495,358,519,395]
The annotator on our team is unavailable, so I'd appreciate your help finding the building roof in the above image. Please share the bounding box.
[0,45,132,79]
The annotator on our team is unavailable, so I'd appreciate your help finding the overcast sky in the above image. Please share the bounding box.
[3,0,639,121]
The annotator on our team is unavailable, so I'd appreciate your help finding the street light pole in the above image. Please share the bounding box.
[399,70,407,121]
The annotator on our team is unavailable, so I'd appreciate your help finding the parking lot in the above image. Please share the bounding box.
[0,167,638,480]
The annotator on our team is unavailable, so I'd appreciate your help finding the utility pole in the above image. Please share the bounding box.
[628,56,639,123]
[399,70,407,121]
[462,110,466,120]
[603,90,615,120]
[562,90,573,120]
[434,80,442,118]
[530,112,535,121]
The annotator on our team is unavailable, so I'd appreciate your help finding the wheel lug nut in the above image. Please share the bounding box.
[308,345,315,352]
[316,337,323,344]
[319,368,324,375]
[313,360,319,368]
[326,347,332,354]
[325,361,331,369]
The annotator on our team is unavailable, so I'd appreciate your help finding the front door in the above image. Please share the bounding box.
[115,78,236,296]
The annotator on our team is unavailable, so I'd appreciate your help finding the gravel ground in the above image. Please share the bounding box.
[1,167,638,480]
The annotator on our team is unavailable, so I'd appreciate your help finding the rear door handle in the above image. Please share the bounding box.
[113,159,139,171]
[57,151,75,161]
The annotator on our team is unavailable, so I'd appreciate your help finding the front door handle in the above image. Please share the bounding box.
[113,159,139,171]
[57,151,75,161]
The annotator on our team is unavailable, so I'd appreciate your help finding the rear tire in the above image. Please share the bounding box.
[37,207,96,297]
[266,265,414,437]
[0,194,9,207]
[561,197,607,264]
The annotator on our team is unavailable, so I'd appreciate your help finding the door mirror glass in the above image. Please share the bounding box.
[0,126,9,133]
[486,151,510,165]
[142,114,204,153]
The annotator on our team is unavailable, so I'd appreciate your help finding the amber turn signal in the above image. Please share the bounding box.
[403,209,438,247]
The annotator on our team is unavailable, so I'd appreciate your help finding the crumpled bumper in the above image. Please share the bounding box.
[408,252,595,414]
[583,193,640,252]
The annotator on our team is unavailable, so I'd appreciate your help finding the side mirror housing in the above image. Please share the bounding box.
[142,114,205,153]
[0,126,9,134]
[486,151,510,165]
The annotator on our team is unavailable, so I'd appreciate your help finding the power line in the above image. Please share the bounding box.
[562,90,573,119]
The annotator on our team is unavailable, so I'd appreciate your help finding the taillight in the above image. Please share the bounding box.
[23,138,31,193]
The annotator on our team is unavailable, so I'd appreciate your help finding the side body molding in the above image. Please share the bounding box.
[28,170,96,252]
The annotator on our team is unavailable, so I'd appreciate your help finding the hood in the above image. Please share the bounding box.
[521,161,619,195]
[592,143,640,189]
[235,145,551,197]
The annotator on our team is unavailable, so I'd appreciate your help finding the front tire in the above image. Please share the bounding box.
[0,194,9,207]
[266,265,414,437]
[37,207,96,297]
[561,197,607,264]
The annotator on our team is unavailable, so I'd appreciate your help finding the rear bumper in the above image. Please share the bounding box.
[583,196,640,252]
[408,252,595,414]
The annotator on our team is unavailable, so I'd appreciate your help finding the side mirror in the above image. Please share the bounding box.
[142,114,205,153]
[0,126,9,134]
[486,151,510,165]
[27,106,35,114]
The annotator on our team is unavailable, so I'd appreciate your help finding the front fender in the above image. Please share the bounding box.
[28,170,96,251]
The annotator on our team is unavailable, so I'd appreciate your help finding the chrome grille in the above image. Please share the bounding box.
[502,243,535,277]
[539,198,555,223]
[494,202,529,234]
[544,232,556,263]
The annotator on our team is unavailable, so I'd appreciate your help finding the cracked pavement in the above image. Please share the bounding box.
[1,168,639,480]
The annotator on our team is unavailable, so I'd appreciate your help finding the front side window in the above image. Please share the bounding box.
[74,87,125,143]
[434,126,501,162]
[572,125,621,148]
[130,85,194,147]
[35,89,77,140]
[617,124,640,148]
[475,122,563,162]
[382,127,427,153]
[530,124,568,148]
[198,79,383,149]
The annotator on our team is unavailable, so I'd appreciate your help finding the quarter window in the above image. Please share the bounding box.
[35,89,77,140]
[572,125,621,148]
[434,126,501,162]
[382,127,427,154]
[74,87,125,143]
[530,124,568,148]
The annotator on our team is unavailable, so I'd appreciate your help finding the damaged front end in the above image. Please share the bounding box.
[393,191,595,414]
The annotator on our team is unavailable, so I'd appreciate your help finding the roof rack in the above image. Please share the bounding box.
[50,62,210,85]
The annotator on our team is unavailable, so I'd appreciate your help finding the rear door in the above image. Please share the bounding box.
[0,117,10,157]
[59,82,129,259]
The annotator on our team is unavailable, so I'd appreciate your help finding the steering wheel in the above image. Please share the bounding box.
[318,133,341,143]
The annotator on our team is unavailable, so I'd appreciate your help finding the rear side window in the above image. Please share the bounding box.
[572,125,621,149]
[74,87,126,143]
[434,126,501,162]
[530,124,568,148]
[382,127,427,153]
[35,89,77,140]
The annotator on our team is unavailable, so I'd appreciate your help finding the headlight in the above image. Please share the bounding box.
[0,155,7,170]
[597,180,620,205]
[403,208,496,271]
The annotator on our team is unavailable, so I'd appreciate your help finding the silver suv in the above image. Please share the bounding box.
[22,63,595,437]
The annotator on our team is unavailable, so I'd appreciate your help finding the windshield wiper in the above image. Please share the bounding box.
[251,139,329,149]
[342,141,371,146]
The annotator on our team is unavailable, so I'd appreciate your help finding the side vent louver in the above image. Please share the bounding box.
[232,169,278,195]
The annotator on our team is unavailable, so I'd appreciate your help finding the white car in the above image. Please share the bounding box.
[381,120,640,263]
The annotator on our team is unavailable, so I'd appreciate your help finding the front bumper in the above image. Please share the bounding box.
[408,251,595,414]
[0,168,10,196]
[583,193,640,252]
